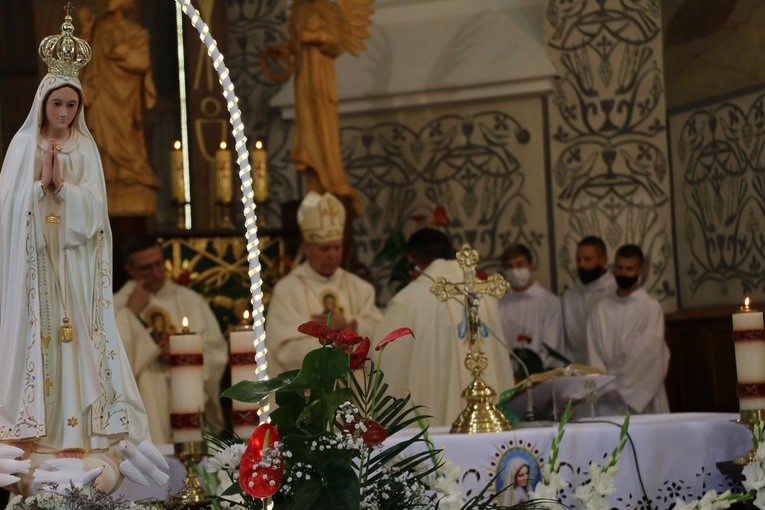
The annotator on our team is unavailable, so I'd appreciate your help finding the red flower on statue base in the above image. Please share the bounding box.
[239,423,283,498]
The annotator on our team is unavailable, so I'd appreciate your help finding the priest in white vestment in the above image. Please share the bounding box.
[499,243,564,371]
[586,244,670,414]
[561,236,617,364]
[374,228,516,426]
[114,235,228,444]
[266,192,382,374]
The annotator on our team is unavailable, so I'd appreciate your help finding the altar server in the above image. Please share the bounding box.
[499,243,564,368]
[586,244,670,414]
[562,236,617,364]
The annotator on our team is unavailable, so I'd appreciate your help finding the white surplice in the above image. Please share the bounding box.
[0,75,149,453]
[114,279,228,444]
[374,259,516,427]
[499,281,564,366]
[586,287,670,414]
[561,271,616,364]
[265,263,382,375]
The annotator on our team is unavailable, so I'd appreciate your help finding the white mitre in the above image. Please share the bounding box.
[297,191,345,243]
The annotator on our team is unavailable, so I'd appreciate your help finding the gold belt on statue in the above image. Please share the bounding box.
[45,215,61,224]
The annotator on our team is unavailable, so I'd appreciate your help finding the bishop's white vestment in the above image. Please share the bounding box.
[499,281,564,366]
[374,259,516,426]
[266,263,382,374]
[586,287,669,414]
[114,279,228,444]
[561,271,616,364]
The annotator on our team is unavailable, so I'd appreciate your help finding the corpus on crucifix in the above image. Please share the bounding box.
[429,244,512,433]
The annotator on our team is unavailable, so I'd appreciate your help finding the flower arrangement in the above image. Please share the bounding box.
[7,484,160,510]
[215,320,547,510]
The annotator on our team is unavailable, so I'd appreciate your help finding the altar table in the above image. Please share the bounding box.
[405,413,752,509]
[115,413,752,508]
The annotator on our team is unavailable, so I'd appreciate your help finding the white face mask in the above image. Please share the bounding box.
[504,267,531,289]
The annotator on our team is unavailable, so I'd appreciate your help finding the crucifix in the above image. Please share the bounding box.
[430,243,513,433]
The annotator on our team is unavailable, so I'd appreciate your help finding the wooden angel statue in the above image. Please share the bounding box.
[264,0,374,215]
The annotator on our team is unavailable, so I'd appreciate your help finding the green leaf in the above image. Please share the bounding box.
[220,371,297,403]
[373,231,406,264]
[316,457,360,510]
[297,387,353,429]
[286,347,349,392]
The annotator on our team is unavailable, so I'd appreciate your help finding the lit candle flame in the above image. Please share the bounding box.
[242,309,250,326]
[182,316,189,333]
[173,140,181,150]
[255,140,263,150]
[742,297,751,312]
[220,141,227,150]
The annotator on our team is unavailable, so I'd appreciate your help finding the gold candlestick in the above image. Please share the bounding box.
[170,441,211,508]
[429,244,512,433]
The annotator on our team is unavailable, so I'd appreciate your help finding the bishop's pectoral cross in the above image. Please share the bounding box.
[429,243,512,433]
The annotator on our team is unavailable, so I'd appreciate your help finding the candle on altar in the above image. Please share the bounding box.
[215,141,233,203]
[250,140,268,203]
[169,316,206,443]
[170,140,185,203]
[732,297,765,411]
[229,310,259,438]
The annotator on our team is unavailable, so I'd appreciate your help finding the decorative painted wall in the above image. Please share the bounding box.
[542,0,678,310]
[668,86,765,309]
[341,97,551,302]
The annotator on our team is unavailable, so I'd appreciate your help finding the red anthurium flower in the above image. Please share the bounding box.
[430,205,449,227]
[375,327,415,351]
[298,321,336,345]
[239,423,283,498]
[349,337,370,370]
[334,328,363,346]
[344,417,388,445]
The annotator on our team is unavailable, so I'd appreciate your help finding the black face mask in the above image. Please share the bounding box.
[615,275,639,291]
[578,267,605,285]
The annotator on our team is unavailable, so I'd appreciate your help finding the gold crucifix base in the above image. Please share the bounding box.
[450,377,512,434]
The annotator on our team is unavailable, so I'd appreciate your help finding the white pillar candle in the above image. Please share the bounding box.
[229,311,259,438]
[170,140,185,203]
[215,141,233,203]
[250,141,268,203]
[170,317,206,443]
[733,298,765,410]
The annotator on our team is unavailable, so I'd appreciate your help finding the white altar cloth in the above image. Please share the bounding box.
[409,413,751,509]
[114,413,751,508]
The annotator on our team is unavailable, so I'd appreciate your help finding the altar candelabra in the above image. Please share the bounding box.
[429,243,512,433]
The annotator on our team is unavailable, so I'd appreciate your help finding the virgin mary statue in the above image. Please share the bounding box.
[0,8,149,494]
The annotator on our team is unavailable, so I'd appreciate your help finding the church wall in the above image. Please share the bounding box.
[668,86,765,309]
[338,95,553,303]
[542,0,678,312]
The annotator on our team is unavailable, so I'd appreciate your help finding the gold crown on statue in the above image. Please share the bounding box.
[39,3,92,78]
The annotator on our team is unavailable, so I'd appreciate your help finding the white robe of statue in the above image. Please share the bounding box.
[374,259,516,427]
[265,263,382,374]
[0,74,149,493]
[586,287,670,414]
